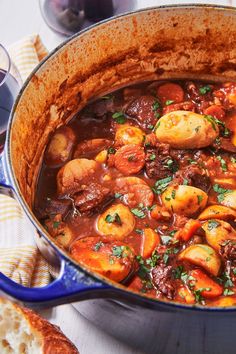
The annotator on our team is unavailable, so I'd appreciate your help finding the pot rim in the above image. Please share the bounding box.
[6,3,236,312]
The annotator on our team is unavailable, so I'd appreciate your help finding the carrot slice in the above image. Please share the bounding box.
[141,228,160,259]
[71,237,135,282]
[114,144,145,175]
[203,105,225,120]
[175,219,201,242]
[189,269,223,298]
[157,83,184,104]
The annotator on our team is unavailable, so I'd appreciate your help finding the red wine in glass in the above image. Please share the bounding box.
[0,45,20,153]
[39,0,137,36]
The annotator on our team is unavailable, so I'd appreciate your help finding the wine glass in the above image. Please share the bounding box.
[0,44,21,153]
[39,0,138,37]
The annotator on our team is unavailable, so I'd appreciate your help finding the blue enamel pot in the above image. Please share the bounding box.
[0,4,236,318]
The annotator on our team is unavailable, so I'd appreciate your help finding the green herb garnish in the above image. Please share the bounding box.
[112,111,126,124]
[105,213,122,225]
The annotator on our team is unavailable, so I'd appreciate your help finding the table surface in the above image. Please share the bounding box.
[0,1,235,353]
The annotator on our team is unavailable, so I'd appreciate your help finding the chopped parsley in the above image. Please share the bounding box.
[108,147,116,154]
[197,195,203,205]
[171,190,176,199]
[161,235,173,245]
[165,99,175,106]
[173,265,185,279]
[112,111,126,124]
[135,228,143,235]
[188,158,197,165]
[131,208,146,219]
[105,213,122,225]
[146,250,161,268]
[53,221,60,229]
[149,153,156,161]
[94,241,104,252]
[152,101,160,111]
[213,184,232,203]
[164,159,179,173]
[217,155,228,172]
[183,178,189,185]
[147,124,154,130]
[128,155,135,161]
[112,246,124,258]
[223,289,234,296]
[114,192,122,199]
[156,121,161,129]
[204,115,217,131]
[231,157,236,164]
[194,288,211,304]
[207,219,220,231]
[199,85,211,95]
[152,176,172,195]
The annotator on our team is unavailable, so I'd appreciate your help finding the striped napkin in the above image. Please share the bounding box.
[0,35,50,287]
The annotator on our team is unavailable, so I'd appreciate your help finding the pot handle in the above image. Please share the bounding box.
[0,256,115,308]
[0,152,114,307]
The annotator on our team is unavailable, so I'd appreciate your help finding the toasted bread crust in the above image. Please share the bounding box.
[0,298,79,354]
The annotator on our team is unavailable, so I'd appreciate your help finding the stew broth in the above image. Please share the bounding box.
[35,80,236,306]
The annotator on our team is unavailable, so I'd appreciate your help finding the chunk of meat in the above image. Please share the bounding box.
[213,83,236,110]
[212,137,236,153]
[44,126,76,167]
[145,142,178,179]
[74,139,112,159]
[157,83,184,104]
[173,165,211,193]
[36,198,72,219]
[163,101,195,115]
[88,98,115,117]
[125,95,161,129]
[57,158,100,195]
[220,240,236,262]
[115,177,154,207]
[114,145,145,175]
[71,237,135,282]
[152,265,175,300]
[186,81,213,104]
[74,183,112,213]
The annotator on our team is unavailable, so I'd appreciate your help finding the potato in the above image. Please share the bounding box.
[199,205,236,221]
[44,126,76,167]
[178,244,221,276]
[220,190,236,210]
[57,158,100,195]
[161,185,208,216]
[213,297,236,307]
[202,219,236,251]
[115,125,145,146]
[155,111,219,149]
[71,237,135,282]
[95,150,108,164]
[97,203,135,240]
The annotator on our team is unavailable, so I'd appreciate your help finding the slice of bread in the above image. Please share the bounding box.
[0,298,79,353]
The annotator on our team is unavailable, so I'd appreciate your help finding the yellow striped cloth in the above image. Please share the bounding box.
[0,35,50,287]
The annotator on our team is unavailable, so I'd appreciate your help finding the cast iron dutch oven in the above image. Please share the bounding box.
[1,4,236,328]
